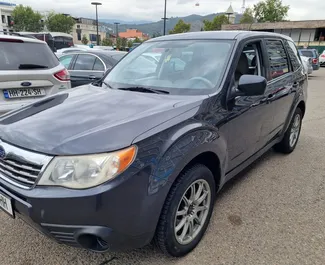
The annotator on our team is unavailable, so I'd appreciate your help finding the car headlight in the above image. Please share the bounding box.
[38,146,137,189]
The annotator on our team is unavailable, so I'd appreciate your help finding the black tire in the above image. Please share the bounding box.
[154,164,216,257]
[274,108,302,154]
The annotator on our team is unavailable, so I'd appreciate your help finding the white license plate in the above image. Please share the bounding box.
[0,192,13,217]
[4,88,46,99]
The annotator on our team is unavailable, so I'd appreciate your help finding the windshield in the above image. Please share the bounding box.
[104,39,233,95]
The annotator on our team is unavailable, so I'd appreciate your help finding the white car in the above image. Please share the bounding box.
[0,34,71,114]
[55,47,90,58]
[320,50,325,66]
[300,55,313,75]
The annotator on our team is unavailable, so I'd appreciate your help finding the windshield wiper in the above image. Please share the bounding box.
[18,64,48,69]
[117,86,169,94]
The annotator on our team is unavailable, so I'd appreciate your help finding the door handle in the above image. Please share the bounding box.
[251,94,274,107]
[89,75,97,80]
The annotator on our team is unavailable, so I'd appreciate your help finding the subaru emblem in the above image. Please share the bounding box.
[0,146,5,159]
[21,82,32,87]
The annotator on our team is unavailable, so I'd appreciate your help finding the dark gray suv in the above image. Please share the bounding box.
[0,31,307,257]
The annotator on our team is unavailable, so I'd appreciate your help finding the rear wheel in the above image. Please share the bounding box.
[154,164,216,257]
[274,108,302,154]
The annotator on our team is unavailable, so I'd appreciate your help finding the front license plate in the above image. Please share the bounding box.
[4,88,46,99]
[0,192,14,217]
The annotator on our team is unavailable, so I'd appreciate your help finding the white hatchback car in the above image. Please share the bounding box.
[0,34,71,114]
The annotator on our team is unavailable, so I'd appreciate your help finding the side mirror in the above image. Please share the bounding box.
[237,75,267,96]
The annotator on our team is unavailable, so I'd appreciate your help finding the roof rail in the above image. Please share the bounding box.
[0,31,37,39]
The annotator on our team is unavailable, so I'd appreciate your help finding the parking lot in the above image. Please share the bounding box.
[1,68,325,265]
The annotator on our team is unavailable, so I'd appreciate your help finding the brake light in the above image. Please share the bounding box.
[54,69,70,81]
[313,58,318,64]
[0,38,24,43]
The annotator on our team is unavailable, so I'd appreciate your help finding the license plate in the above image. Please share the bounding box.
[4,88,46,99]
[0,192,14,217]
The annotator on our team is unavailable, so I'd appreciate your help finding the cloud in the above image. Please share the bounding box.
[12,0,325,21]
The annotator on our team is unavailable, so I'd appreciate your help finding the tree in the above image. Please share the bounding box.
[253,0,289,22]
[133,37,142,43]
[121,38,127,48]
[203,15,229,31]
[81,35,89,45]
[12,5,43,32]
[169,19,191,34]
[152,32,162,38]
[240,8,255,24]
[116,37,122,50]
[45,12,75,34]
[102,38,113,46]
[127,40,133,48]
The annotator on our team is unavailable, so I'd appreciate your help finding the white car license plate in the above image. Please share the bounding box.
[4,88,46,99]
[0,192,13,217]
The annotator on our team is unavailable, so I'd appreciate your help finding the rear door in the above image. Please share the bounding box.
[0,39,62,102]
[259,39,296,145]
[69,54,105,87]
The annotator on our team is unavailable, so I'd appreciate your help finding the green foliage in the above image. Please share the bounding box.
[240,8,255,24]
[127,40,133,47]
[116,37,122,49]
[121,38,127,48]
[152,32,162,38]
[203,15,229,31]
[133,37,142,43]
[169,19,191,34]
[253,0,289,22]
[102,38,113,46]
[81,35,89,45]
[45,12,75,34]
[12,5,43,32]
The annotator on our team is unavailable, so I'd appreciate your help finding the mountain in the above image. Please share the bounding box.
[99,19,154,25]
[100,13,243,37]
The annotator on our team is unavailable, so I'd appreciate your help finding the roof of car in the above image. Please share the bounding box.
[147,30,293,42]
[80,50,127,56]
[0,34,46,44]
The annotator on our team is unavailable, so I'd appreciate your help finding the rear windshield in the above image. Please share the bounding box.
[299,50,315,58]
[0,41,59,70]
[110,53,126,61]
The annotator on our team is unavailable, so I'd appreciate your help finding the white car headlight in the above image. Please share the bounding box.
[38,146,137,189]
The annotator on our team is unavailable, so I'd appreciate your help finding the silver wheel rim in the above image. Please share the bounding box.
[289,114,301,147]
[174,179,211,245]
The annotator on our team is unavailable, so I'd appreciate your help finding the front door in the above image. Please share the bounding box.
[222,40,272,172]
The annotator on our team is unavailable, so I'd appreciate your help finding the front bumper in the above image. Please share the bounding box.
[0,164,168,252]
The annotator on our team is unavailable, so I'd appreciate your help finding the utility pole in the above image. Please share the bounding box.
[91,2,102,45]
[162,0,168,35]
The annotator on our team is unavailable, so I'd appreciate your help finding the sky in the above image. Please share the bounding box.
[9,0,325,22]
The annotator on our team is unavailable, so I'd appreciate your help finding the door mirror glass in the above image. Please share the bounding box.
[238,75,267,96]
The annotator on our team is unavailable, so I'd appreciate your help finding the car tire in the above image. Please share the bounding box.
[274,108,302,154]
[154,164,216,257]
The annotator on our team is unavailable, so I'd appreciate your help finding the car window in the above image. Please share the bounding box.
[105,40,233,96]
[73,54,96,71]
[93,58,105,71]
[299,50,314,58]
[285,41,302,71]
[111,53,126,61]
[59,55,74,69]
[265,40,289,79]
[0,42,59,70]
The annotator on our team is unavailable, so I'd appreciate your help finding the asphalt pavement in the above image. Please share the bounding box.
[1,69,325,265]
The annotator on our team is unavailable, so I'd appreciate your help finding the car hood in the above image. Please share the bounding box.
[0,85,204,155]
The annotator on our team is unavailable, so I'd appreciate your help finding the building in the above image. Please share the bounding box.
[225,4,236,24]
[221,20,325,48]
[118,29,149,40]
[0,1,15,33]
[72,17,107,45]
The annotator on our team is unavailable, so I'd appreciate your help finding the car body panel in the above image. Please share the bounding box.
[0,31,307,252]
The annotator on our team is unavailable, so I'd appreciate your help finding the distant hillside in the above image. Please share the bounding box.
[99,19,153,25]
[101,13,243,37]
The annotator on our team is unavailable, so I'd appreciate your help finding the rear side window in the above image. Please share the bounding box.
[265,40,289,79]
[0,41,59,70]
[73,54,96,70]
[285,41,302,71]
[59,55,74,69]
[93,58,105,71]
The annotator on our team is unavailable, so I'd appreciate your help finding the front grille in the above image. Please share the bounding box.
[0,141,52,189]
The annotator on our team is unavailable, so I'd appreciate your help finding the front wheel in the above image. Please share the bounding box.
[154,164,216,257]
[274,108,302,154]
